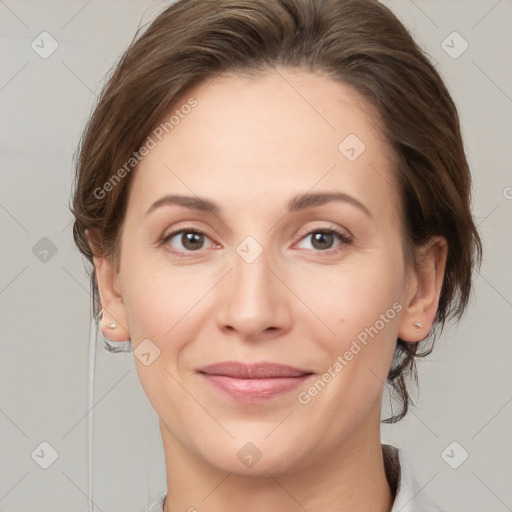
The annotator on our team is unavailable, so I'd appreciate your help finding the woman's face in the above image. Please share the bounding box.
[103,69,423,475]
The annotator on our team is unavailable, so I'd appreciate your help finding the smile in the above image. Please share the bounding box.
[196,361,315,403]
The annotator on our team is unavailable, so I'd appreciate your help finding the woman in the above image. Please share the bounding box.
[71,0,482,510]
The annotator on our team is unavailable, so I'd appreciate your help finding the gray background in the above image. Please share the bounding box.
[1,1,511,511]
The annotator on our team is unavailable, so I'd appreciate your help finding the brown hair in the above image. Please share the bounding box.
[71,0,482,422]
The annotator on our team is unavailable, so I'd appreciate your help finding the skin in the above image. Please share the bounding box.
[94,69,447,512]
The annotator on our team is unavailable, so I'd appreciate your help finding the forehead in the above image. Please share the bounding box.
[128,69,399,223]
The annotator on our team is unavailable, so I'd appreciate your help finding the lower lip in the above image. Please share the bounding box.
[199,374,313,403]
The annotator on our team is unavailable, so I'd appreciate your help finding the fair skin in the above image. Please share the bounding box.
[93,69,447,512]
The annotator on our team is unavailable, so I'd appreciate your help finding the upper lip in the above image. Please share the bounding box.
[197,361,313,379]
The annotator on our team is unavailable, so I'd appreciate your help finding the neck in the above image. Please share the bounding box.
[160,414,394,512]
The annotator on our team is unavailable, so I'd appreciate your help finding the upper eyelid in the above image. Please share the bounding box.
[297,223,350,237]
[163,225,350,251]
[163,224,348,240]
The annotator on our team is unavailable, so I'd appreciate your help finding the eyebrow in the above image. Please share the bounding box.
[145,191,371,218]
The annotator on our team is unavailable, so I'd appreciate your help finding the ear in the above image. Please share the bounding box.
[398,236,448,342]
[93,254,131,342]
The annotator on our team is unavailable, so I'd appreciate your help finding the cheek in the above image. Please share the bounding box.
[120,234,406,350]
[294,252,406,394]
[118,257,201,417]
[121,263,194,344]
[300,256,404,334]
[117,223,199,338]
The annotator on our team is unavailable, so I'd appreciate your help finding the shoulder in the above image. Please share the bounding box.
[146,492,166,512]
[383,444,452,512]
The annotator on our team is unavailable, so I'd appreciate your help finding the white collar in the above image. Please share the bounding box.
[384,444,448,512]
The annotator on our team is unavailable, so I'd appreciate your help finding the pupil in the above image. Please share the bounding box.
[179,231,334,251]
[313,232,333,249]
[184,232,203,250]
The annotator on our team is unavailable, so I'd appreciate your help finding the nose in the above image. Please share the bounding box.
[215,245,293,342]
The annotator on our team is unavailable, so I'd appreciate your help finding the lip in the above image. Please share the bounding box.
[196,361,314,403]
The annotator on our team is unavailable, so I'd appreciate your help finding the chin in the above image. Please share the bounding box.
[193,431,309,477]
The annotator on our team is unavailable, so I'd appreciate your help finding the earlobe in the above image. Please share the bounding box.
[398,237,448,342]
[93,255,131,342]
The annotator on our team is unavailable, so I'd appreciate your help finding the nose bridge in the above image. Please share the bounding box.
[215,236,291,337]
[232,238,278,310]
[233,241,273,300]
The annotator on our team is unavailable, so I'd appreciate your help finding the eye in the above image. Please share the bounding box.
[295,227,351,254]
[162,225,351,256]
[162,228,215,253]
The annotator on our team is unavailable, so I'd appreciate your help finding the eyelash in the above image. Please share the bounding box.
[161,225,352,257]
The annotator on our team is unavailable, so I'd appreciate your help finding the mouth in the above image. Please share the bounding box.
[196,361,315,403]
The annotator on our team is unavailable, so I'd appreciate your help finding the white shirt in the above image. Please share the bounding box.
[146,444,449,512]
